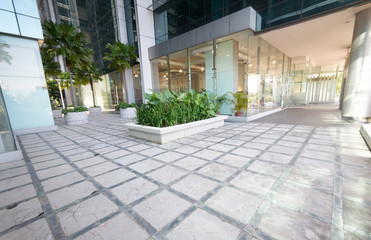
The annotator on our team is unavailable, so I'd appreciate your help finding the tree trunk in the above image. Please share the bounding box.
[120,70,128,103]
[90,79,96,107]
[67,66,77,107]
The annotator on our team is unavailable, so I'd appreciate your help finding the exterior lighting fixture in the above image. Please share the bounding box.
[201,67,204,71]
[166,77,168,80]
[272,60,276,64]
[163,75,166,77]
[248,64,253,67]
[179,69,182,73]
[226,54,230,57]
[134,74,138,77]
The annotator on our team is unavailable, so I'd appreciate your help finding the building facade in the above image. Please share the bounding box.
[0,0,57,160]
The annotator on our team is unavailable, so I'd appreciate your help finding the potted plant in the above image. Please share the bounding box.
[63,106,89,125]
[118,102,137,119]
[52,107,63,118]
[229,92,247,116]
[214,93,231,115]
[89,106,102,115]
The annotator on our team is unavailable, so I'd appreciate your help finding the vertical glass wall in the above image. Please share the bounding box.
[132,64,143,104]
[151,29,294,115]
[0,86,16,153]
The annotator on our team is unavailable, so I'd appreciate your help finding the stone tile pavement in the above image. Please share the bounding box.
[0,109,370,240]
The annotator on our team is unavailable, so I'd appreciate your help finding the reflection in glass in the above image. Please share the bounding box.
[17,15,43,39]
[0,86,16,153]
[132,64,143,104]
[0,10,20,36]
[13,0,40,18]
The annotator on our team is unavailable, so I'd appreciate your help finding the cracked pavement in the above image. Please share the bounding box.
[0,104,370,240]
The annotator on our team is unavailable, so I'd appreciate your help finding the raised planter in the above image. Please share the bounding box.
[65,112,88,125]
[120,107,136,119]
[89,107,102,115]
[52,108,62,118]
[125,115,228,144]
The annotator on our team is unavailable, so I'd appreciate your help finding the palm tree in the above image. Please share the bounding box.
[104,42,137,103]
[75,62,102,107]
[41,21,93,107]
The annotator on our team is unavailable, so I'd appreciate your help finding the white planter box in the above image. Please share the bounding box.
[120,107,136,119]
[52,109,62,118]
[125,115,228,144]
[89,107,102,115]
[65,111,88,125]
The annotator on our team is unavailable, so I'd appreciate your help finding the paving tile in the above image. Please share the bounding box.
[146,165,188,185]
[231,171,276,196]
[216,154,251,168]
[94,168,136,187]
[174,145,202,154]
[166,209,240,240]
[127,144,152,152]
[0,184,36,208]
[295,157,334,173]
[192,149,224,161]
[138,147,166,157]
[133,190,191,230]
[173,156,208,170]
[305,144,336,153]
[251,138,276,144]
[259,152,293,164]
[258,204,331,240]
[128,159,164,174]
[343,198,371,233]
[33,158,66,170]
[287,169,333,191]
[204,136,224,143]
[268,145,299,155]
[0,198,42,232]
[341,165,371,181]
[247,160,286,177]
[48,181,97,209]
[158,142,183,150]
[274,183,332,219]
[73,156,105,168]
[36,164,75,180]
[0,173,32,192]
[342,178,371,202]
[198,163,237,181]
[114,153,146,165]
[154,151,185,163]
[220,139,245,146]
[103,149,131,159]
[117,141,137,148]
[94,146,120,155]
[171,174,218,200]
[57,194,118,236]
[231,147,261,158]
[76,213,149,240]
[190,140,215,148]
[276,140,303,148]
[42,171,84,192]
[208,143,236,152]
[0,160,25,171]
[0,219,52,240]
[282,136,307,142]
[0,166,28,180]
[111,177,158,204]
[243,142,270,150]
[206,186,262,224]
[68,152,96,161]
[300,150,335,161]
[27,149,55,158]
[83,162,119,176]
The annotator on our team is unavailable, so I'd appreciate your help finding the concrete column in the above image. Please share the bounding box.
[134,0,156,100]
[342,7,371,120]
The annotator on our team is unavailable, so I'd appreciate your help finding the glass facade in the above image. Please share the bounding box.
[151,29,295,115]
[0,86,16,154]
[0,0,43,39]
[153,0,363,43]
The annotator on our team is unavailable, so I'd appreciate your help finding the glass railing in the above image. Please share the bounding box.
[0,86,16,154]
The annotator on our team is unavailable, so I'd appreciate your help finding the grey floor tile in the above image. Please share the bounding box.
[171,174,219,200]
[198,163,237,181]
[146,165,188,185]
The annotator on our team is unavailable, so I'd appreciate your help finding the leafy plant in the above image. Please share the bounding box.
[209,93,231,113]
[62,106,88,114]
[229,92,247,114]
[117,102,137,109]
[136,89,216,128]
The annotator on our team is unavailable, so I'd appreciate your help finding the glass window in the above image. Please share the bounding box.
[17,15,43,39]
[0,0,14,11]
[132,64,143,104]
[0,10,19,36]
[169,50,188,93]
[13,0,40,18]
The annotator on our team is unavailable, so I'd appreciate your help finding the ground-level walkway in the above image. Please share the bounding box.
[0,104,370,240]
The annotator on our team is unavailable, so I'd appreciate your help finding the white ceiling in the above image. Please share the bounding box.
[259,3,371,70]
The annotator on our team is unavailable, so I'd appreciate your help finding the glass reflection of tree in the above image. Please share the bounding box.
[0,39,12,65]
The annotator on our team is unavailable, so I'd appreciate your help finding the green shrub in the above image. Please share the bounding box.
[136,89,216,128]
[62,106,88,114]
[117,102,137,109]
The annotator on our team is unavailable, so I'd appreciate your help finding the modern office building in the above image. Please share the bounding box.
[0,0,57,161]
[38,0,370,119]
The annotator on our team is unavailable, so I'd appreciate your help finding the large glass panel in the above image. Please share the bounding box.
[0,86,16,153]
[151,56,168,92]
[107,71,126,107]
[169,50,188,93]
[0,0,14,11]
[13,0,40,18]
[0,10,20,36]
[132,64,143,104]
[17,15,43,39]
